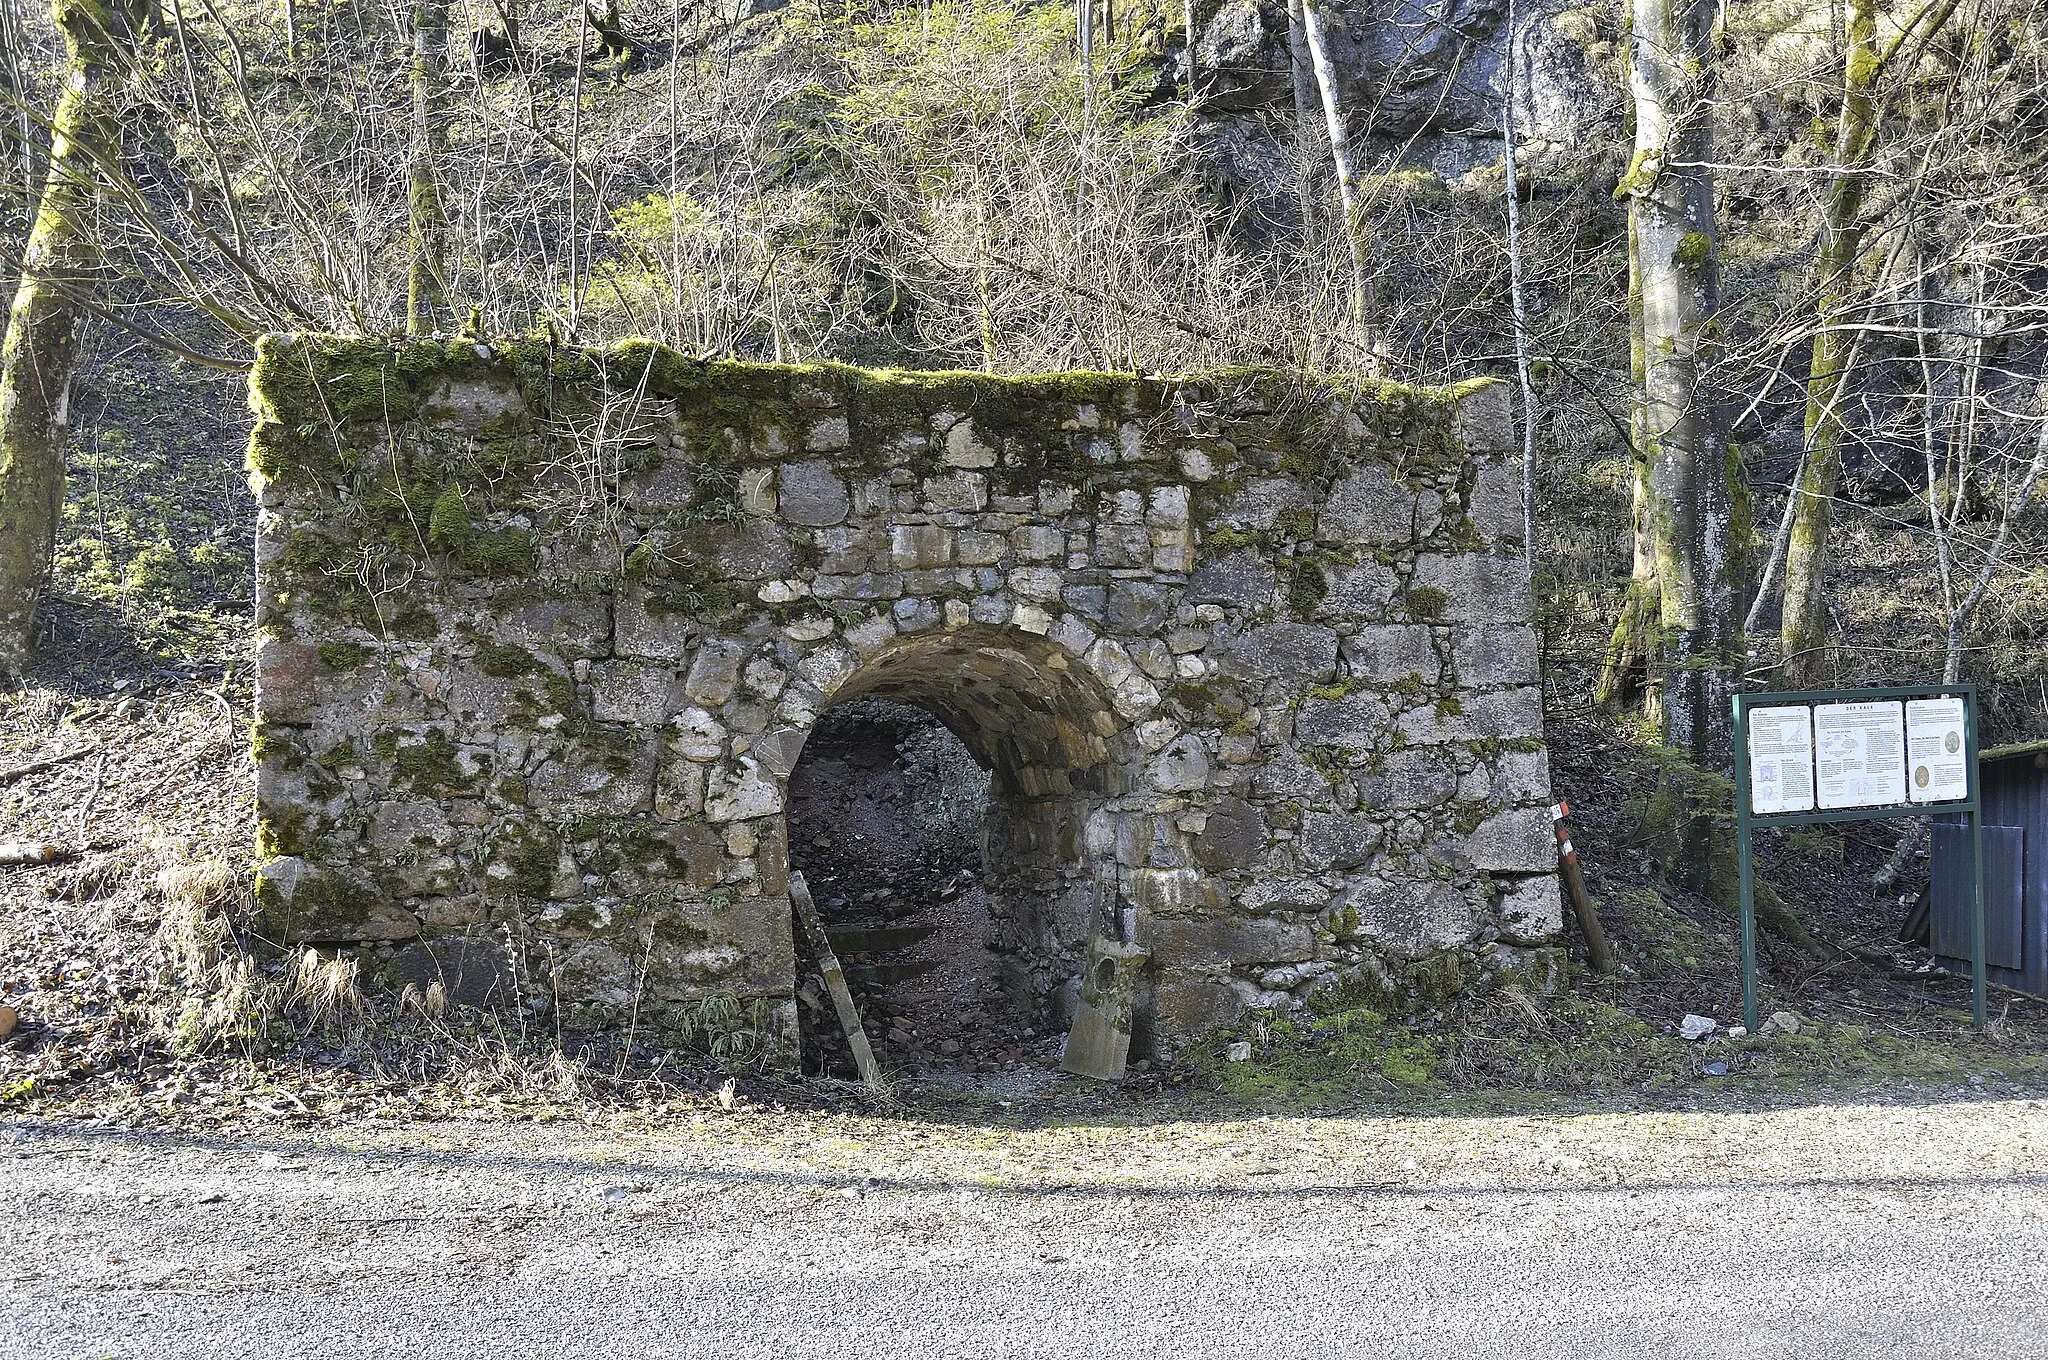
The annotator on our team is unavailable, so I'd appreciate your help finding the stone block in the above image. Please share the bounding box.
[943,418,997,468]
[590,659,679,726]
[1319,464,1414,544]
[1498,873,1564,943]
[528,733,655,818]
[1189,550,1276,608]
[712,521,795,579]
[1411,553,1535,625]
[391,938,515,1008]
[778,460,850,526]
[923,473,987,512]
[1469,458,1525,542]
[1452,624,1538,688]
[805,416,851,452]
[1216,477,1311,531]
[1148,736,1211,792]
[1362,747,1458,809]
[1149,979,1244,1040]
[1343,878,1477,959]
[1454,380,1514,454]
[891,524,953,569]
[1217,622,1339,685]
[1294,691,1392,751]
[256,639,321,724]
[1469,808,1555,872]
[1297,811,1383,870]
[1142,913,1315,969]
[1194,798,1267,870]
[683,638,752,705]
[1496,748,1552,804]
[704,757,783,822]
[1319,562,1401,619]
[1340,624,1441,686]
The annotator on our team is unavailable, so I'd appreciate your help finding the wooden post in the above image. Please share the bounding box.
[1551,801,1615,975]
[790,870,885,1093]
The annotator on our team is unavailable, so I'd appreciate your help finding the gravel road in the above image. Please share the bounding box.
[7,1096,2048,1359]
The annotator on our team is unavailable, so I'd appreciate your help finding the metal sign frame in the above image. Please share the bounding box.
[1733,684,1984,1032]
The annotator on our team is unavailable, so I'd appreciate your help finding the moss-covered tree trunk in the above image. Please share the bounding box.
[1776,0,1876,689]
[1616,0,1736,760]
[0,0,137,674]
[406,0,451,336]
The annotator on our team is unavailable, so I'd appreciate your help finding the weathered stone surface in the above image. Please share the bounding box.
[779,460,851,526]
[1498,873,1564,943]
[1469,459,1525,542]
[1452,624,1538,688]
[590,659,679,726]
[1194,798,1267,870]
[1143,913,1315,968]
[1294,691,1392,751]
[1319,465,1415,543]
[391,938,514,1007]
[1297,812,1383,870]
[252,342,1552,1056]
[1217,622,1339,684]
[1363,747,1459,809]
[1345,878,1477,958]
[1412,553,1535,625]
[1469,807,1556,872]
[1188,550,1276,608]
[1341,625,1441,685]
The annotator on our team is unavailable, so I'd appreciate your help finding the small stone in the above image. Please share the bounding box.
[1726,1025,1748,1039]
[1679,1014,1717,1041]
[1225,1040,1253,1063]
[0,1003,15,1040]
[1760,1010,1803,1037]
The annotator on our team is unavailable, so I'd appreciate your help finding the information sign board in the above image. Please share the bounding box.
[1733,684,1982,1033]
[1815,700,1906,810]
[1746,705,1815,815]
[1905,696,1969,804]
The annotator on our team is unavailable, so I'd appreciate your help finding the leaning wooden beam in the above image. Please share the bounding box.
[789,870,885,1094]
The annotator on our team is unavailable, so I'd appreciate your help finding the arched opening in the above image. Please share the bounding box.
[783,625,1127,1080]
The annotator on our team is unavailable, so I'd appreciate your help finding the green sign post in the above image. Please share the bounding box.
[1733,685,1984,1033]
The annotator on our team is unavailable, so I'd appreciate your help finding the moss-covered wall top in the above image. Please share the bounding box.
[247,334,1564,1058]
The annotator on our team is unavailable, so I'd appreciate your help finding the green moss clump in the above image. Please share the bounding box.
[387,730,478,795]
[1285,556,1328,614]
[476,641,546,677]
[428,486,472,548]
[1675,230,1713,270]
[1405,585,1448,620]
[318,641,372,670]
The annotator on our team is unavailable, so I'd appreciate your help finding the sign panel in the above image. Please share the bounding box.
[1815,701,1907,809]
[1905,696,1970,804]
[1747,705,1815,815]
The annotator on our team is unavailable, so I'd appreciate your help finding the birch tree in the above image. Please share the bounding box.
[1609,0,1738,756]
[407,0,452,336]
[0,0,141,673]
[1297,0,1377,366]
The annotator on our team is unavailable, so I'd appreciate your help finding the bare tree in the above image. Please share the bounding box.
[0,0,143,671]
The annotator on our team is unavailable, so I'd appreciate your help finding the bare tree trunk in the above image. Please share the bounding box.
[1945,391,2048,682]
[1616,0,1735,757]
[1299,0,1378,367]
[1499,0,1537,566]
[1777,0,1876,688]
[0,0,138,673]
[1284,0,1323,228]
[1596,195,1659,718]
[406,0,451,336]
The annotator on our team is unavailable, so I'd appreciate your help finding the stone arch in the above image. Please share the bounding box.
[787,624,1134,1028]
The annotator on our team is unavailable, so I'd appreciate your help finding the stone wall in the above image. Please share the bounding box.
[248,336,1563,1060]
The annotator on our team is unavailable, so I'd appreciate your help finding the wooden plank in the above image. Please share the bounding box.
[789,871,885,1093]
[1059,933,1149,1081]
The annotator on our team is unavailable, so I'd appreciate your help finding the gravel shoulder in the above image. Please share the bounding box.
[7,1096,2048,1359]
